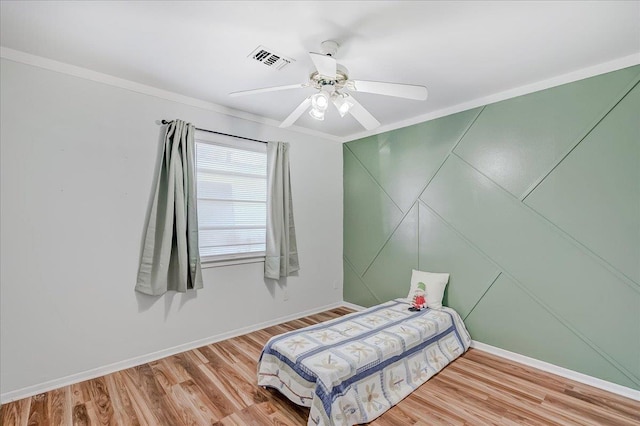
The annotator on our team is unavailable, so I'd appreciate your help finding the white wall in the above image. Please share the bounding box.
[0,58,343,397]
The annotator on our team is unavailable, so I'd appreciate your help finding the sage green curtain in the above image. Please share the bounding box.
[265,142,299,279]
[135,119,203,295]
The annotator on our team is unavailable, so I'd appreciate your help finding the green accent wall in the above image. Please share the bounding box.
[343,65,640,390]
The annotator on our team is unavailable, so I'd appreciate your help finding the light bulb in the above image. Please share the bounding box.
[311,92,329,111]
[333,94,354,118]
[316,96,328,109]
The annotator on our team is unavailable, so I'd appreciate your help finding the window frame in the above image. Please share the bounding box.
[194,130,267,268]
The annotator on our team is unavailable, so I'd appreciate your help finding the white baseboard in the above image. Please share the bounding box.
[339,301,640,401]
[471,340,640,401]
[340,301,367,311]
[0,301,346,404]
[4,301,637,404]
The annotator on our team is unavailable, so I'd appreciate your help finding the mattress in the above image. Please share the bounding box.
[257,299,472,425]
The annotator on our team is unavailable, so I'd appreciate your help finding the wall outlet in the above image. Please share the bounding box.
[283,287,289,301]
[333,280,339,290]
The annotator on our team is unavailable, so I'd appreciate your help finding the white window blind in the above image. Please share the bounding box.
[195,138,267,261]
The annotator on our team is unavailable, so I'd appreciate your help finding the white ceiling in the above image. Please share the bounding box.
[1,1,639,140]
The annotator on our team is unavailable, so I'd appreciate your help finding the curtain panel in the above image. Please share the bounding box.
[265,142,299,279]
[135,119,203,295]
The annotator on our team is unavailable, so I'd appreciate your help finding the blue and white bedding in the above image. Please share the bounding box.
[257,299,472,425]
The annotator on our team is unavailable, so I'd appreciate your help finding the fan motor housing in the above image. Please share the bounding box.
[310,69,348,91]
[320,40,339,56]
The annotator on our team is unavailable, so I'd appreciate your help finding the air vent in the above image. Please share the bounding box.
[248,45,294,70]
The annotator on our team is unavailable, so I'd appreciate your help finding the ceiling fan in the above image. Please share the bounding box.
[230,40,428,130]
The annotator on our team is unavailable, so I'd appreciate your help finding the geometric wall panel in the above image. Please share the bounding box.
[525,84,640,284]
[344,260,380,307]
[361,205,418,303]
[454,66,640,198]
[465,274,639,389]
[346,108,481,213]
[343,147,403,275]
[344,65,640,389]
[418,203,500,319]
[421,155,639,383]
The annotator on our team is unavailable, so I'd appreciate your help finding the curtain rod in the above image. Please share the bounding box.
[161,120,268,144]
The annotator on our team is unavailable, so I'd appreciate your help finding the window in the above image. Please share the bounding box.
[195,133,267,263]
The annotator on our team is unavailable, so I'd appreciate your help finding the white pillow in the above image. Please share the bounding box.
[407,269,450,309]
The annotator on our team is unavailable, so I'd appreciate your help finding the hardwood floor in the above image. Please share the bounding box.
[2,306,639,425]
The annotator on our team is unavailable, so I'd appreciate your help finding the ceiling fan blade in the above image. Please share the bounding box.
[349,80,428,100]
[309,52,337,78]
[230,83,307,97]
[346,95,380,130]
[279,97,312,128]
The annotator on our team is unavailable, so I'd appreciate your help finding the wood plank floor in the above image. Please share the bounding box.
[2,307,639,425]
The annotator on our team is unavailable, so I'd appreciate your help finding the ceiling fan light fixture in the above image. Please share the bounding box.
[232,40,427,130]
[311,92,329,111]
[309,107,325,121]
[333,94,354,118]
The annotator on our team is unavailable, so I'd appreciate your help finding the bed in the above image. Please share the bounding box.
[257,298,472,425]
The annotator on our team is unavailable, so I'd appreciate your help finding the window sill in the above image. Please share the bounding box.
[201,254,266,269]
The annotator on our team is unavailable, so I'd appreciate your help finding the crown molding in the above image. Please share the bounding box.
[342,53,640,143]
[2,47,638,146]
[0,47,342,143]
